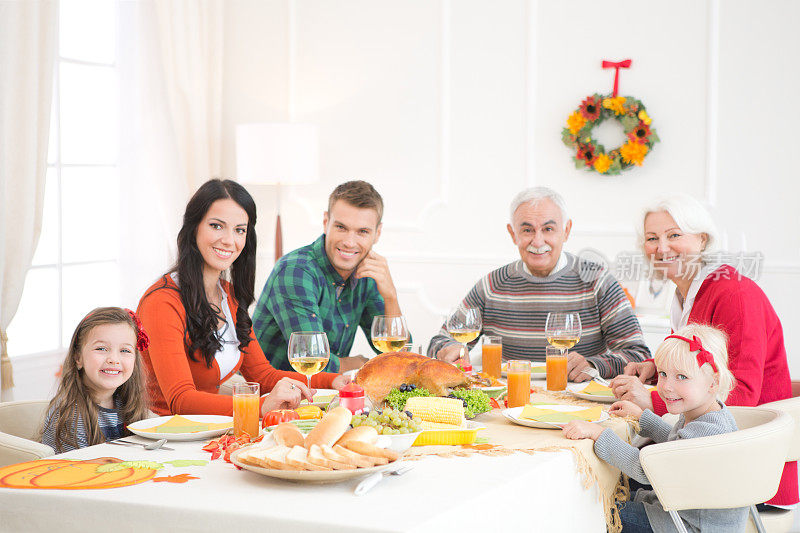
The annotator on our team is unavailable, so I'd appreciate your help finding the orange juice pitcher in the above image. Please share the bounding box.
[506,360,531,408]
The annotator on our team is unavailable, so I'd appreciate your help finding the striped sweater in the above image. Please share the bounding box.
[428,253,650,377]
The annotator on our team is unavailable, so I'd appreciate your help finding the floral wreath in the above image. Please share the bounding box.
[561,60,659,175]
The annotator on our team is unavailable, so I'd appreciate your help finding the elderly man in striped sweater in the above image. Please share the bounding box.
[429,187,650,381]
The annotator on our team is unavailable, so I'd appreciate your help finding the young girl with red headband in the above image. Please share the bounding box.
[563,324,745,532]
[40,307,151,453]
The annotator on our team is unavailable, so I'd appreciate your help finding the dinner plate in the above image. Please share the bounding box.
[502,405,609,429]
[300,389,338,407]
[565,382,656,403]
[128,415,233,441]
[501,362,546,380]
[229,442,399,483]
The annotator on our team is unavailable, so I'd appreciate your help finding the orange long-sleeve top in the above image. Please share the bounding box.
[137,275,337,416]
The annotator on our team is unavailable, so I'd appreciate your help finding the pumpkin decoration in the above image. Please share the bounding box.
[0,458,158,490]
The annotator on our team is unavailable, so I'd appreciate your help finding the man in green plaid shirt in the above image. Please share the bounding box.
[252,181,402,373]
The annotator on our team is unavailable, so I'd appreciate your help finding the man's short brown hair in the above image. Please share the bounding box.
[327,180,384,224]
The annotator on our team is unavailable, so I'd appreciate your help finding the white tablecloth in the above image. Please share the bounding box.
[0,436,607,532]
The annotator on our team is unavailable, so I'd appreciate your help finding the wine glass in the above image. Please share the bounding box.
[446,306,482,368]
[545,312,582,357]
[370,315,409,353]
[288,331,331,388]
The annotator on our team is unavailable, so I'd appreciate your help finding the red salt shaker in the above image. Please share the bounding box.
[338,382,365,415]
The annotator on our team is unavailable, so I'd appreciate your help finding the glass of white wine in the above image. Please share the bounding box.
[370,315,409,353]
[447,306,482,368]
[545,312,582,357]
[288,331,331,388]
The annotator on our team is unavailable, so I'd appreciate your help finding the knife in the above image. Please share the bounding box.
[354,463,414,496]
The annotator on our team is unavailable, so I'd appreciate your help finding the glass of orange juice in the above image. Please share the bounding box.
[481,336,502,379]
[545,346,568,391]
[506,360,531,408]
[233,382,260,438]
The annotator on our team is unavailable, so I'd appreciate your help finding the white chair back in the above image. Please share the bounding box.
[640,407,793,511]
[0,400,55,466]
[759,396,800,461]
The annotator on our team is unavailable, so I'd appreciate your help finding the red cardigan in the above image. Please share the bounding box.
[649,265,797,505]
[138,275,337,416]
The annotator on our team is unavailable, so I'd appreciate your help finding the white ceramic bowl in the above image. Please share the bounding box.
[376,430,423,453]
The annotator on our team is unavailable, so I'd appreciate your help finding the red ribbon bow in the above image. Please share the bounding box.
[602,59,632,97]
[125,308,150,352]
[665,334,718,372]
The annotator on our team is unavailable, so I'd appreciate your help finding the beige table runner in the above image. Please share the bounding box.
[404,388,635,532]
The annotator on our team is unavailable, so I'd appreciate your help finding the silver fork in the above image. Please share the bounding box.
[579,367,611,387]
[354,463,415,496]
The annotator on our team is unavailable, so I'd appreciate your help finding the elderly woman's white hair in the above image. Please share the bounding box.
[638,194,720,255]
[509,187,569,223]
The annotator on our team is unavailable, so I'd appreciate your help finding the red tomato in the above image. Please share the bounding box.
[261,409,300,428]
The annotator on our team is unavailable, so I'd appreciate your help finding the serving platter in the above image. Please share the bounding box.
[230,442,400,483]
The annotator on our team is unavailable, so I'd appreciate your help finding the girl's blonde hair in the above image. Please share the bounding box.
[41,307,150,451]
[654,324,736,401]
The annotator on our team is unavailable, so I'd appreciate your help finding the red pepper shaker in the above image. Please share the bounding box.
[338,382,365,415]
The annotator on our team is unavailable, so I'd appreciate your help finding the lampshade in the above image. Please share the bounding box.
[236,123,319,185]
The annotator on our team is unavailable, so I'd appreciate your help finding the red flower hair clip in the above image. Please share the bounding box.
[125,309,150,351]
[665,334,718,372]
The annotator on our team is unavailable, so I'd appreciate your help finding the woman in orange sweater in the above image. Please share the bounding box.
[137,179,348,416]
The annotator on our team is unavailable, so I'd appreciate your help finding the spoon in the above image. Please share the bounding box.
[109,438,173,451]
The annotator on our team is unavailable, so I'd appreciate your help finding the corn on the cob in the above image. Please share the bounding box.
[405,396,465,425]
[420,420,466,430]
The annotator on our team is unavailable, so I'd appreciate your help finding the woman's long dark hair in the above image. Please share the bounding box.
[173,179,258,367]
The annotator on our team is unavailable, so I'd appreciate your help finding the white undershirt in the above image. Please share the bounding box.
[170,272,240,379]
[669,263,722,332]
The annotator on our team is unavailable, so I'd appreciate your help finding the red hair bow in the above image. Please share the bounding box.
[665,334,718,372]
[125,309,150,351]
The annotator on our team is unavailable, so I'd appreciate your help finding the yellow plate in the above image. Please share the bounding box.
[412,421,485,446]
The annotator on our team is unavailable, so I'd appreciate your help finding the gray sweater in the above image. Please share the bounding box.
[594,404,748,533]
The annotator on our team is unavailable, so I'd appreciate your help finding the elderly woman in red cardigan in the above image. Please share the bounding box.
[611,193,797,508]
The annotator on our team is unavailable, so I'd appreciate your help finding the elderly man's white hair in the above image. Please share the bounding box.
[638,194,720,254]
[509,187,570,224]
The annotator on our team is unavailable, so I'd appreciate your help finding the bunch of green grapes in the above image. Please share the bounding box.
[351,406,422,435]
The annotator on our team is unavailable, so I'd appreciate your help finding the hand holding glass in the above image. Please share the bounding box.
[447,306,481,367]
[371,315,409,353]
[288,332,330,388]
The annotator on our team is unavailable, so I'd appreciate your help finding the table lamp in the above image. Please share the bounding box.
[236,123,319,260]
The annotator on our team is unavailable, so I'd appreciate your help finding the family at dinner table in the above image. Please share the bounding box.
[34,177,795,532]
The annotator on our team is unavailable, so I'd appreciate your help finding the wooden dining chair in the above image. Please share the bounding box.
[0,400,55,467]
[639,406,793,533]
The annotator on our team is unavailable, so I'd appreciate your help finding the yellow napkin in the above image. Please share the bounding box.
[580,381,615,397]
[137,415,232,434]
[519,404,602,424]
[531,365,546,374]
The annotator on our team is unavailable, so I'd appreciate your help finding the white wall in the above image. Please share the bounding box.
[221,0,800,371]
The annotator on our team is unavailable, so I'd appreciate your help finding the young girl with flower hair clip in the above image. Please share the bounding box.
[40,307,151,453]
[563,323,746,532]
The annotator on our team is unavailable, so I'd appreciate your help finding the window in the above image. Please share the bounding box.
[7,0,121,358]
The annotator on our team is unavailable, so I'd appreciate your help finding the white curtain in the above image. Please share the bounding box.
[0,1,58,397]
[117,0,224,306]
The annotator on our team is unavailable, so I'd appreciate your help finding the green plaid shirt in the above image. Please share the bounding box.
[252,235,385,372]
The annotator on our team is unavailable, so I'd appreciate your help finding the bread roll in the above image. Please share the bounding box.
[272,422,305,448]
[304,406,353,450]
[334,425,378,447]
[344,440,400,462]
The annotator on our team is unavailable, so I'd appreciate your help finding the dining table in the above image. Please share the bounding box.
[0,387,632,533]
